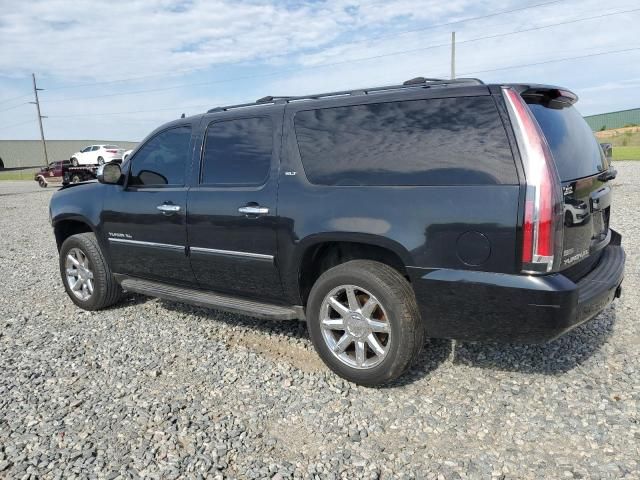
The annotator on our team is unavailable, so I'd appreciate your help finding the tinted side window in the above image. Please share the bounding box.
[294,96,516,186]
[201,117,273,185]
[129,126,191,186]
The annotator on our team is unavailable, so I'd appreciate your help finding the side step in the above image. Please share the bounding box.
[117,276,304,321]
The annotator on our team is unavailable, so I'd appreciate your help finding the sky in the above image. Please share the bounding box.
[0,0,639,141]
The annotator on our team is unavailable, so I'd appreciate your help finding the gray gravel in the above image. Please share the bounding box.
[1,164,639,479]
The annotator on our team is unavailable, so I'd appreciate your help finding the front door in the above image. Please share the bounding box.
[102,125,196,285]
[187,112,283,301]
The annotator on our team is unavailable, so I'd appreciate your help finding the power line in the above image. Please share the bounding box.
[0,102,30,114]
[41,6,640,105]
[36,45,640,121]
[47,103,212,118]
[44,0,568,92]
[0,93,31,105]
[459,46,640,76]
[0,119,35,131]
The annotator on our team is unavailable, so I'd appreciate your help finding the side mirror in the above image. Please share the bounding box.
[97,163,122,184]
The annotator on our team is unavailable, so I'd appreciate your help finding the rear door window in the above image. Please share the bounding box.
[200,117,273,186]
[294,96,517,186]
[527,103,606,181]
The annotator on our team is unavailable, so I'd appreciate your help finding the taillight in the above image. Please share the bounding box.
[502,87,563,273]
[106,149,117,154]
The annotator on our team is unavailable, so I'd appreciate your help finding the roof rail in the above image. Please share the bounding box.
[206,77,484,114]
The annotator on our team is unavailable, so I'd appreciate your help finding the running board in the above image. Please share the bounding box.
[117,276,304,321]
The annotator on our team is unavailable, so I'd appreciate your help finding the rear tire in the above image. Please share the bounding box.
[38,178,47,188]
[71,174,81,184]
[71,158,79,167]
[307,260,424,386]
[97,156,104,165]
[59,232,123,310]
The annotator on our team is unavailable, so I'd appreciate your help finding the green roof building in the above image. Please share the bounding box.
[584,108,640,132]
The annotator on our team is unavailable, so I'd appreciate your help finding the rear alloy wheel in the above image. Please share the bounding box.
[307,260,424,386]
[59,233,123,310]
[320,285,390,369]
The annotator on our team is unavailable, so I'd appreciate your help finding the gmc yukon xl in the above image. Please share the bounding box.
[49,77,625,385]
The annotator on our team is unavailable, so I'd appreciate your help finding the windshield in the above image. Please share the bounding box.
[527,103,607,181]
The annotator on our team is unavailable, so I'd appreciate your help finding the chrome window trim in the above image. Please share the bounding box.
[190,246,273,261]
[108,238,184,251]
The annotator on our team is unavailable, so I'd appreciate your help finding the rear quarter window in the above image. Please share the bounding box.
[294,96,517,186]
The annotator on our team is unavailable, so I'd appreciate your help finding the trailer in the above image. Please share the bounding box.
[64,165,98,185]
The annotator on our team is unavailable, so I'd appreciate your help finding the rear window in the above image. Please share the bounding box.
[104,145,119,149]
[294,96,517,186]
[527,103,606,181]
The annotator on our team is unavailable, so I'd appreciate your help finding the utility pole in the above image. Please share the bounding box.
[450,31,456,80]
[30,73,49,167]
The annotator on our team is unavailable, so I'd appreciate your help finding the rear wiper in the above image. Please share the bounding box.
[598,167,617,182]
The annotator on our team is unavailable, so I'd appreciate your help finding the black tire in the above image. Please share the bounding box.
[307,260,424,386]
[71,174,81,184]
[59,232,123,310]
[71,158,79,166]
[97,156,104,165]
[38,177,47,188]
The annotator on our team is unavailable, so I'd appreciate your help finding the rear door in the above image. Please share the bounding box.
[186,111,284,301]
[526,98,612,272]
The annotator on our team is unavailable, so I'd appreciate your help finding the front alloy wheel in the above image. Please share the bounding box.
[65,247,94,301]
[59,232,123,310]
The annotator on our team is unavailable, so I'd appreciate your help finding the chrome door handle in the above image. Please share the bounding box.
[157,204,181,214]
[238,206,269,215]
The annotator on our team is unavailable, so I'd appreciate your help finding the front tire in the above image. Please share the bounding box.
[38,177,47,188]
[97,156,104,165]
[59,232,123,310]
[307,260,424,386]
[71,158,79,167]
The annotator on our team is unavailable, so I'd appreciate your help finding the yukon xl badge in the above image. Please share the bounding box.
[108,232,133,239]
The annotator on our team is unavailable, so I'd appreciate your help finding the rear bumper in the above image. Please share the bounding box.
[410,230,625,343]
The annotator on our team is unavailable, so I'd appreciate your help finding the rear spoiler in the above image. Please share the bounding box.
[504,84,578,109]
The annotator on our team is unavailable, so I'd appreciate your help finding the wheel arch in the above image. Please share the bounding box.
[294,234,412,306]
[53,215,98,251]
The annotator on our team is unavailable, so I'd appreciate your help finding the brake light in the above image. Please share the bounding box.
[106,150,117,154]
[502,87,563,273]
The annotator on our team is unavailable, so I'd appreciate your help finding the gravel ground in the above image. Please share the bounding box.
[0,164,638,480]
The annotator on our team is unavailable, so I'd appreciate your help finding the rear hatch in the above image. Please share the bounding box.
[524,90,613,279]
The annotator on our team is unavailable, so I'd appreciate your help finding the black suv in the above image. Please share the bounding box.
[50,77,625,385]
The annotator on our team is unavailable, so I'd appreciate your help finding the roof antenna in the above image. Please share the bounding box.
[181,113,185,118]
